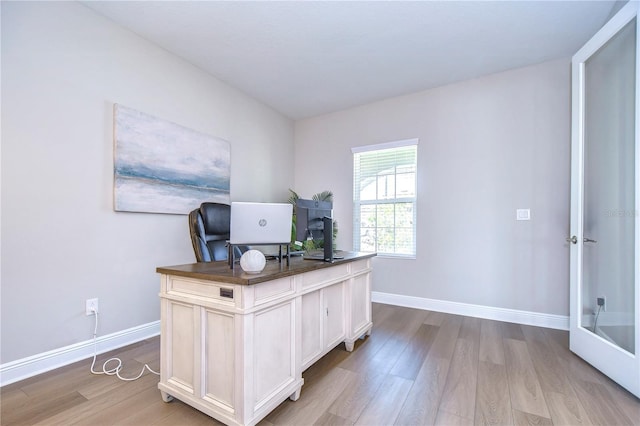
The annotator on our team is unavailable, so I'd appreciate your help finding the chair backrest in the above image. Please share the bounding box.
[189,202,232,262]
[189,202,249,262]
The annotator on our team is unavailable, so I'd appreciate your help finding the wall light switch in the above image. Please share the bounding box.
[516,209,531,221]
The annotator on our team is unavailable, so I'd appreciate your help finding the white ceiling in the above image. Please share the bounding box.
[83,1,619,120]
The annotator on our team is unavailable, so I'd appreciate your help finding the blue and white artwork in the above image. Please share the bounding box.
[114,104,230,214]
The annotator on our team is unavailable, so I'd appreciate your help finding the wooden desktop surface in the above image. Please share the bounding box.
[156,251,375,285]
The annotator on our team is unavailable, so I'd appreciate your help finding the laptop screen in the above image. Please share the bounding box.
[229,202,293,245]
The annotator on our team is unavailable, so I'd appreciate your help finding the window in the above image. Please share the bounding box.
[352,139,417,257]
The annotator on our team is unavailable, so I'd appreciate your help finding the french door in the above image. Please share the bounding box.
[569,1,639,398]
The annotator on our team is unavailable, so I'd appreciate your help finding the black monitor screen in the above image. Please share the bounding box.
[295,199,332,243]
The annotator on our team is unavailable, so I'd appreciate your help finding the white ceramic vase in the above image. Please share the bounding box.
[239,249,266,274]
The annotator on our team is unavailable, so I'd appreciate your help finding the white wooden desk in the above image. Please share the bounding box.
[156,252,374,426]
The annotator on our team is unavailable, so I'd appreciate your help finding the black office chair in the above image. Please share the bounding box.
[189,202,247,262]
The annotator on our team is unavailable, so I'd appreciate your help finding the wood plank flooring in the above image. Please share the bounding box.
[2,303,639,425]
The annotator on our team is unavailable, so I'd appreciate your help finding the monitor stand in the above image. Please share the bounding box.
[303,216,343,262]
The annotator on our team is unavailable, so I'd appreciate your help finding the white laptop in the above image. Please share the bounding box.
[230,202,293,244]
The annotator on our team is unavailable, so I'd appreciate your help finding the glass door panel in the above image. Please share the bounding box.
[582,18,636,355]
[570,1,639,398]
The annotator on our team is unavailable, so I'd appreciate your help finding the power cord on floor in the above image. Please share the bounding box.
[89,308,160,381]
[592,304,603,334]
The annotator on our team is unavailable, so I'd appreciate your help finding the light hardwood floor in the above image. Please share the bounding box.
[2,303,639,425]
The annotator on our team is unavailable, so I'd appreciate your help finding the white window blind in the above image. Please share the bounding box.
[352,139,418,257]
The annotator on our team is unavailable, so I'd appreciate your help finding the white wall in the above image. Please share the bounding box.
[1,2,294,363]
[294,59,570,317]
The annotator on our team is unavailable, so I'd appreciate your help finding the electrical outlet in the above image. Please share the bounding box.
[86,298,99,316]
[597,296,606,311]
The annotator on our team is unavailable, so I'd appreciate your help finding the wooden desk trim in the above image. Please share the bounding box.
[157,251,376,285]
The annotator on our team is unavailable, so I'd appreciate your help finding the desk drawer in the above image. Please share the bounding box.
[254,277,295,305]
[167,277,235,303]
[350,259,370,274]
[301,264,349,289]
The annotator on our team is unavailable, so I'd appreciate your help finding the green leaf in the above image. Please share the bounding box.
[287,189,300,205]
[312,190,333,202]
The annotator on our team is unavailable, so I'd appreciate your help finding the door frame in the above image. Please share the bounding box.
[569,0,639,398]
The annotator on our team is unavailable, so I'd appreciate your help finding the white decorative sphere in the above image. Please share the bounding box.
[240,249,266,274]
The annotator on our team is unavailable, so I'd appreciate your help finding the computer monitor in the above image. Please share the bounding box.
[295,198,332,245]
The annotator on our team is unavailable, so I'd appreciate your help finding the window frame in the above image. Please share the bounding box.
[352,138,418,258]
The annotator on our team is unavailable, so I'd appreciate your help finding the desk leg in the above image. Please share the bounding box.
[160,391,174,403]
[289,388,301,401]
[345,324,373,352]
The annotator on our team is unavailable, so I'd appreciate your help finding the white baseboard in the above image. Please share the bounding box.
[1,295,568,387]
[372,291,569,331]
[0,320,160,387]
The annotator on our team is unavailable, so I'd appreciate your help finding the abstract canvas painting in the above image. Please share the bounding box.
[114,104,230,214]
